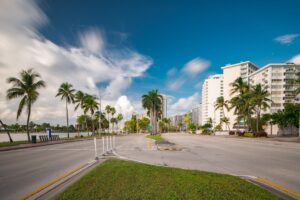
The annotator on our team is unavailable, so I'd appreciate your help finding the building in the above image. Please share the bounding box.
[222,61,259,129]
[191,104,202,126]
[201,74,224,127]
[249,63,300,113]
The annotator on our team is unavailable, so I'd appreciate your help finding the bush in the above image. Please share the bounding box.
[236,131,245,136]
[229,131,235,135]
[253,131,267,137]
[244,132,253,137]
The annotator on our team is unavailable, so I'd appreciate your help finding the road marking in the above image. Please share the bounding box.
[18,163,87,200]
[255,177,300,198]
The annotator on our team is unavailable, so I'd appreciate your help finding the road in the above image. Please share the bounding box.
[0,133,299,199]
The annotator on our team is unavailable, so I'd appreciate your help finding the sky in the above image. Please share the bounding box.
[1,0,300,125]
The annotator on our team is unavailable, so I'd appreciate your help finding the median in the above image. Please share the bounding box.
[55,159,280,200]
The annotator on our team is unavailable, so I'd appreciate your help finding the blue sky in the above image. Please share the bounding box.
[1,0,300,124]
[40,0,300,99]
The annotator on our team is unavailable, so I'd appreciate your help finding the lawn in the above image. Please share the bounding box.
[146,134,165,141]
[0,140,29,148]
[56,159,280,200]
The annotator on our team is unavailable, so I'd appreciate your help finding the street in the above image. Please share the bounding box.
[0,133,299,199]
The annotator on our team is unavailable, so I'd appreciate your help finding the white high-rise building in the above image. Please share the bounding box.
[191,104,202,126]
[201,74,224,126]
[161,95,167,118]
[249,63,300,114]
[222,61,259,129]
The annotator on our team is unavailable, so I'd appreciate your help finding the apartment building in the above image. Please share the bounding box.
[191,104,202,126]
[249,63,300,113]
[222,61,259,129]
[201,74,224,126]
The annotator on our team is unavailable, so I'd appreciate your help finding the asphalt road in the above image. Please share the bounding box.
[116,133,300,194]
[0,133,299,200]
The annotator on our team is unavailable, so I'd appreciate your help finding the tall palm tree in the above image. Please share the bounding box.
[230,77,253,131]
[105,105,112,132]
[74,91,89,134]
[215,96,229,130]
[220,117,230,131]
[56,82,75,138]
[142,90,162,135]
[250,84,271,132]
[0,120,13,143]
[116,113,123,132]
[83,95,99,135]
[6,69,46,142]
[110,107,116,132]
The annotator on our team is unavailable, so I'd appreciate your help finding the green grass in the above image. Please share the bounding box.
[56,159,280,200]
[0,140,29,148]
[146,134,165,141]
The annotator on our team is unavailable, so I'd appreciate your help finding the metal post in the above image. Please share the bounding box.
[110,136,112,152]
[94,137,98,160]
[113,136,115,150]
[106,136,109,152]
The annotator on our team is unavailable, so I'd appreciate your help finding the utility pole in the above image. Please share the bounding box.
[98,90,102,134]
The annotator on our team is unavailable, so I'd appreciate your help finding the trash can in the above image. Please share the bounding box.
[31,135,37,144]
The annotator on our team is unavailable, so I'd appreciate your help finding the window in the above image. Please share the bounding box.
[272,79,282,82]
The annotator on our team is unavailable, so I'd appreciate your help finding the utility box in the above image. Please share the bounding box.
[31,135,37,144]
[46,128,52,138]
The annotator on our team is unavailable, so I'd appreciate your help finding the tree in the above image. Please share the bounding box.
[184,114,192,130]
[250,84,271,132]
[6,69,46,142]
[220,117,230,131]
[137,117,150,132]
[82,95,99,135]
[0,120,13,143]
[105,105,112,132]
[56,82,75,138]
[215,96,230,130]
[74,91,89,133]
[116,113,123,131]
[142,90,162,134]
[110,107,116,132]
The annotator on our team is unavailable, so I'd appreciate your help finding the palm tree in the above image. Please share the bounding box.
[6,69,46,142]
[215,96,230,130]
[74,91,89,134]
[116,113,123,132]
[230,78,253,131]
[0,120,13,143]
[220,117,230,131]
[56,82,75,138]
[82,95,99,135]
[105,105,112,132]
[142,90,162,134]
[110,107,116,132]
[250,84,271,132]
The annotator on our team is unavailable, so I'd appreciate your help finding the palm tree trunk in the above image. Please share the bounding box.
[256,109,260,133]
[26,103,31,142]
[0,120,13,143]
[91,114,94,135]
[66,100,69,138]
[85,115,89,136]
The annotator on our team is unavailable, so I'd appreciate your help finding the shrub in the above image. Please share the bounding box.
[236,131,245,136]
[244,132,253,137]
[229,131,235,135]
[253,131,267,137]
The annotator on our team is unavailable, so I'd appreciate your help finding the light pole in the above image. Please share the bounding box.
[98,90,102,134]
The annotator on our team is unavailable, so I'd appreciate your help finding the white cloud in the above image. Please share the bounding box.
[169,92,200,116]
[194,81,203,89]
[0,0,152,125]
[275,34,299,44]
[288,54,300,64]
[182,58,210,76]
[167,78,185,90]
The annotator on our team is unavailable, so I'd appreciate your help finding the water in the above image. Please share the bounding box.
[0,132,90,142]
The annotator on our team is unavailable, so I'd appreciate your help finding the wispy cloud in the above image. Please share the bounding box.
[169,92,200,116]
[167,67,177,77]
[182,58,210,76]
[288,54,300,64]
[274,34,299,44]
[167,78,185,90]
[0,0,152,124]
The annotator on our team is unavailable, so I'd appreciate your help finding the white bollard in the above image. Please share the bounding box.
[110,136,112,151]
[102,137,105,155]
[94,137,98,160]
[113,136,115,150]
[106,136,109,152]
